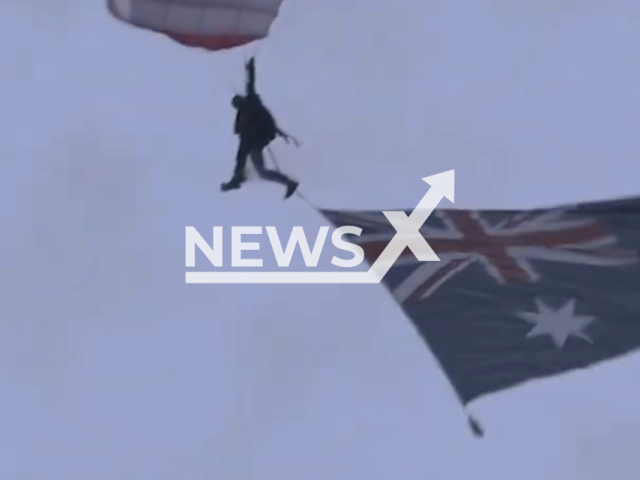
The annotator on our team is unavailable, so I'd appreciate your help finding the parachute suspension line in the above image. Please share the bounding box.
[266,146,316,209]
[292,186,315,209]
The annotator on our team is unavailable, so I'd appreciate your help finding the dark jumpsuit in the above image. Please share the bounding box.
[226,61,294,188]
[228,95,292,187]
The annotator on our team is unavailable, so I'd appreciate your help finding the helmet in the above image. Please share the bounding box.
[231,95,244,109]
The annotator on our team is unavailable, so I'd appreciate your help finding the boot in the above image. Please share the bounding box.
[285,180,299,199]
[221,179,242,192]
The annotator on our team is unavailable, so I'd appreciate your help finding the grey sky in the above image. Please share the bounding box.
[1,1,639,479]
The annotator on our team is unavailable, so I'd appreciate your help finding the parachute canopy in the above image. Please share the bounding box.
[107,0,285,51]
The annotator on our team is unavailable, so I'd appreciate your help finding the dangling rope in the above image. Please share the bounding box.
[266,133,484,440]
[266,146,316,209]
[467,414,484,438]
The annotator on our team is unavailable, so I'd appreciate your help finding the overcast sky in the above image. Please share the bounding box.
[2,1,640,479]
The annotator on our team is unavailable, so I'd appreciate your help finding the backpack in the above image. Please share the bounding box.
[237,95,278,145]
[255,102,277,143]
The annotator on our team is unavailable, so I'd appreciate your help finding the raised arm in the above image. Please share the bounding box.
[245,57,256,95]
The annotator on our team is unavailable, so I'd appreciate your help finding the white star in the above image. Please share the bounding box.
[515,298,596,349]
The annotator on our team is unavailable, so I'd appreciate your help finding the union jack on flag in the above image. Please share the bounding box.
[321,197,640,407]
[323,206,638,304]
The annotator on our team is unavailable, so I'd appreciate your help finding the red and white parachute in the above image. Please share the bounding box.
[107,0,285,51]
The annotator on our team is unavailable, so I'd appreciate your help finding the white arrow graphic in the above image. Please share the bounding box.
[366,169,454,282]
[186,170,454,284]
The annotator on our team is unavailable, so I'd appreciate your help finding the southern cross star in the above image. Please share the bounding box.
[516,298,596,349]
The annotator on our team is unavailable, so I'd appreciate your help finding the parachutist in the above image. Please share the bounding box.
[222,57,299,199]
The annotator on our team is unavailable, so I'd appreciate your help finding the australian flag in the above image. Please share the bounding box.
[321,196,640,407]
